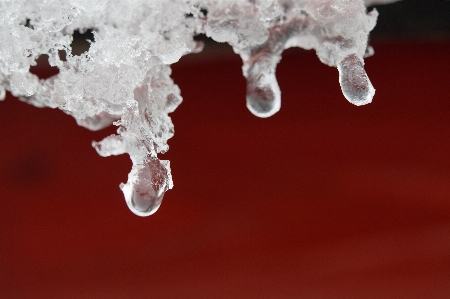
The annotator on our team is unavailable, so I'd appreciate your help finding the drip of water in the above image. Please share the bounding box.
[245,54,281,118]
[121,157,169,216]
[246,72,281,117]
[338,53,375,106]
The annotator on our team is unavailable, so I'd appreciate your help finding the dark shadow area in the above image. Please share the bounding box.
[369,0,450,40]
[71,29,94,56]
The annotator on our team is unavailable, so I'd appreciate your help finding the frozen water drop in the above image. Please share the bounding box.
[338,54,375,106]
[129,187,165,216]
[246,73,281,118]
[245,53,281,118]
[121,157,169,216]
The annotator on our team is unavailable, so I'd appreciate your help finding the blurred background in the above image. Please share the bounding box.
[1,1,450,298]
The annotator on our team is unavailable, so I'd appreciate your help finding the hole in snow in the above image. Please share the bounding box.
[29,55,59,79]
[70,29,94,56]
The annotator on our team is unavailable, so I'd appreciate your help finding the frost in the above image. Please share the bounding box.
[0,0,393,216]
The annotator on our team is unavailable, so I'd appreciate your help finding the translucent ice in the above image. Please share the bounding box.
[121,158,171,216]
[0,0,392,216]
[338,53,375,105]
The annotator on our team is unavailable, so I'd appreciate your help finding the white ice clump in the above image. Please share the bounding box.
[1,0,385,216]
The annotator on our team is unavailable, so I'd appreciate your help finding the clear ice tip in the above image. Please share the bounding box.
[338,54,375,106]
[121,158,169,217]
[123,184,166,217]
[246,73,281,118]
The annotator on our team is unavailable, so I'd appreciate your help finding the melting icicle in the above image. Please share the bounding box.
[246,71,281,118]
[0,0,391,216]
[338,54,375,106]
[245,52,281,118]
[121,157,170,216]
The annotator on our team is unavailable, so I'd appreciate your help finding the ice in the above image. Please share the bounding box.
[338,53,375,105]
[245,53,281,118]
[121,157,171,216]
[0,85,5,101]
[0,0,392,216]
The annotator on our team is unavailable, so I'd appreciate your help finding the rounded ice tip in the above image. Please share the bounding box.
[338,54,375,106]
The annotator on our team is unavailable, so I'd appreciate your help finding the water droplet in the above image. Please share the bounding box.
[246,73,281,117]
[244,50,281,117]
[121,157,169,216]
[338,54,375,106]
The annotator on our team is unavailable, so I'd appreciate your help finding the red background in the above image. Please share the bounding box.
[1,41,450,298]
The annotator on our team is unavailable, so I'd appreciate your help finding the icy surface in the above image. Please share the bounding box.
[1,0,385,216]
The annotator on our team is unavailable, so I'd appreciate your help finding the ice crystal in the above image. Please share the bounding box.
[0,0,397,216]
